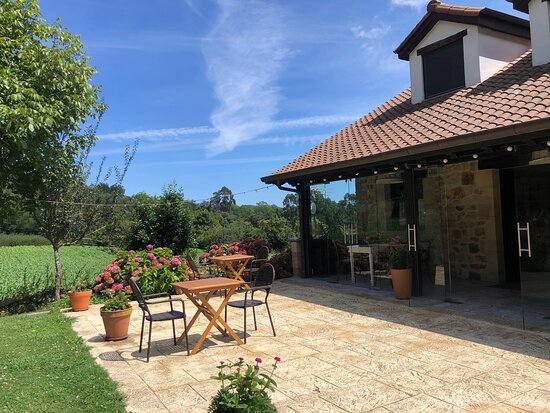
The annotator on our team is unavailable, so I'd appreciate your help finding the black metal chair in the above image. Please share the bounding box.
[186,255,217,279]
[226,263,276,343]
[129,278,190,362]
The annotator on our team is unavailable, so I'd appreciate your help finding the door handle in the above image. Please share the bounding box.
[517,222,532,257]
[407,224,417,251]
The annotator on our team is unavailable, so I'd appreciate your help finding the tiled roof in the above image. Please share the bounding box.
[264,51,550,181]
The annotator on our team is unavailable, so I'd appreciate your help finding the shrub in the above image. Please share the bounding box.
[0,233,49,246]
[101,291,131,312]
[199,238,269,263]
[269,250,292,279]
[93,245,194,296]
[208,357,280,413]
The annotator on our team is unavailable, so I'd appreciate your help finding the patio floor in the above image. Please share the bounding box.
[67,278,550,413]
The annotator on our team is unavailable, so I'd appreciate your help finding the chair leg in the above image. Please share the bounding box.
[224,304,227,335]
[252,306,257,330]
[171,319,176,345]
[146,320,153,362]
[243,307,247,344]
[139,315,145,352]
[265,302,276,337]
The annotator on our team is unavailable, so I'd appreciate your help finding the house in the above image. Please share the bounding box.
[262,0,550,331]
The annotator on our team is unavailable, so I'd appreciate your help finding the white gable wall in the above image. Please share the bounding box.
[528,0,550,65]
[409,21,530,104]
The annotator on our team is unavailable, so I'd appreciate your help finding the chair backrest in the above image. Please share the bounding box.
[129,278,150,313]
[252,263,275,289]
[186,255,200,276]
[255,245,269,260]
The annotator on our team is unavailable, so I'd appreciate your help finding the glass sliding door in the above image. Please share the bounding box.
[412,166,452,303]
[514,164,550,331]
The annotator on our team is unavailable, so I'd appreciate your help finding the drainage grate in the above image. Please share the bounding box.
[98,351,125,361]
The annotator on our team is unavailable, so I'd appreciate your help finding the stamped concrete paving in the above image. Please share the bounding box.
[67,279,550,413]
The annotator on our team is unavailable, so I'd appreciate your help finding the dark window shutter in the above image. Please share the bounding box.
[422,39,465,99]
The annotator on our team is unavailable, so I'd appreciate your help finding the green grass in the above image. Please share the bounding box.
[0,309,126,413]
[0,246,114,306]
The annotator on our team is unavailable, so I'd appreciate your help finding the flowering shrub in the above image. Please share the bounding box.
[93,246,194,296]
[388,235,409,269]
[269,250,292,279]
[208,357,280,413]
[199,238,269,263]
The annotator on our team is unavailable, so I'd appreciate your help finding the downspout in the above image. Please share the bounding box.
[276,182,311,278]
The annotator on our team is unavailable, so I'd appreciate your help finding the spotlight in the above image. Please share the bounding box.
[473,154,478,159]
[443,158,448,164]
[309,180,313,184]
[355,172,360,176]
[322,178,327,182]
[338,175,342,179]
[507,146,513,152]
[393,166,399,171]
[373,170,378,175]
[417,163,422,169]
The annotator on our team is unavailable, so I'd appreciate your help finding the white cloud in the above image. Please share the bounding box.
[98,114,359,142]
[391,0,426,8]
[351,24,391,41]
[202,0,290,156]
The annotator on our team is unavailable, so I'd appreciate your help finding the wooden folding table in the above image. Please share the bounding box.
[210,254,254,288]
[172,277,244,355]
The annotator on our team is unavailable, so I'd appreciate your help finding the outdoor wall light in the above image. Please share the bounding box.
[309,179,313,184]
[547,140,550,147]
[373,170,378,175]
[355,172,360,176]
[443,158,449,164]
[506,146,513,152]
[322,178,327,182]
[472,153,479,159]
[417,163,422,168]
[338,175,342,179]
[296,183,301,186]
[393,166,399,171]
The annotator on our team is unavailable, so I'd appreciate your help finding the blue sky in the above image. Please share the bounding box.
[40,0,523,205]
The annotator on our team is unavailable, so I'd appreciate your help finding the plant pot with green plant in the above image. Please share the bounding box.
[100,291,132,341]
[67,280,93,312]
[209,356,281,413]
[388,235,411,300]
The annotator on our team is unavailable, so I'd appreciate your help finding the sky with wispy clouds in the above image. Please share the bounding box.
[40,0,523,205]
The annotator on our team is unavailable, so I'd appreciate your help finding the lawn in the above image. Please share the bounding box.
[0,308,126,413]
[0,246,114,307]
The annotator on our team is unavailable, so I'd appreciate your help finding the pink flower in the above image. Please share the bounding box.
[155,262,162,269]
[132,269,141,277]
[171,258,181,266]
[255,357,262,364]
[128,250,136,255]
[114,283,123,291]
[105,277,114,285]
[124,285,132,294]
[107,288,115,295]
[274,356,281,364]
[147,253,155,260]
[110,265,121,274]
[95,276,102,282]
[135,257,142,262]
[146,244,154,250]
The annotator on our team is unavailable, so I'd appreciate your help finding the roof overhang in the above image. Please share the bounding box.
[394,5,530,61]
[261,117,550,185]
[509,0,550,13]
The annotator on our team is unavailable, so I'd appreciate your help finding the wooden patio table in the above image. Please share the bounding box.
[210,254,254,289]
[172,277,244,355]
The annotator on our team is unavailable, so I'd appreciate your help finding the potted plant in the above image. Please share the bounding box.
[209,356,281,413]
[100,291,132,341]
[388,235,411,299]
[67,280,93,312]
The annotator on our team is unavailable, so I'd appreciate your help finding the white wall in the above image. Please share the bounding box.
[478,28,530,81]
[528,0,550,66]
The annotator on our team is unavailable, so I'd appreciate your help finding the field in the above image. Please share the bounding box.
[0,246,114,307]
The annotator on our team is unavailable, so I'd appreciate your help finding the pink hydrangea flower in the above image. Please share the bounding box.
[105,277,114,285]
[146,244,154,250]
[128,250,136,255]
[114,283,123,291]
[95,276,102,282]
[107,288,115,295]
[125,285,132,294]
[135,257,142,262]
[110,265,121,274]
[147,253,155,260]
[171,258,181,266]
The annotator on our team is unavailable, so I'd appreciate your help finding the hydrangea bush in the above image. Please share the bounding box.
[199,238,269,263]
[93,245,194,296]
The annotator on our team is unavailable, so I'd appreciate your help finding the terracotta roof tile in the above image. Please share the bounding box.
[266,51,550,180]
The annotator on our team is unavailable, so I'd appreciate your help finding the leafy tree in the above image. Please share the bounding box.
[282,193,299,233]
[258,216,293,251]
[209,186,236,212]
[0,0,104,214]
[128,185,194,253]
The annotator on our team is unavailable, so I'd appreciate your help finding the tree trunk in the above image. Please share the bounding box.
[53,243,63,300]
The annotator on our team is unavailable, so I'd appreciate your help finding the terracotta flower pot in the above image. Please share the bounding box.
[391,268,412,300]
[68,290,92,311]
[100,307,132,341]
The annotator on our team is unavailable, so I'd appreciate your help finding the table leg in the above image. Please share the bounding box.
[176,291,226,345]
[369,251,375,288]
[350,250,355,284]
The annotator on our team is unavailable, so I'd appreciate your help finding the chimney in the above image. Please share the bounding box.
[527,0,550,65]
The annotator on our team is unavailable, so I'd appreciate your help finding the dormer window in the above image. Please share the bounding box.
[419,30,466,99]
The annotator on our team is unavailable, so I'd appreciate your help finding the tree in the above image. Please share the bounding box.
[209,186,236,212]
[32,131,135,300]
[128,185,194,253]
[0,0,103,215]
[282,193,299,233]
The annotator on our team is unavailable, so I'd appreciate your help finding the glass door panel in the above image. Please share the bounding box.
[514,164,550,331]
[412,167,452,303]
